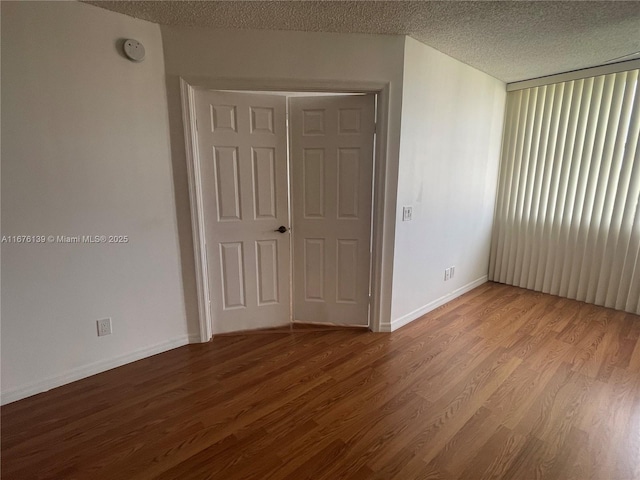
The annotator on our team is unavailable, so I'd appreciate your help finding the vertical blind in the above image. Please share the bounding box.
[489,68,640,315]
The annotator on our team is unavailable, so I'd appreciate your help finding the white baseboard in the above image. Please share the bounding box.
[380,275,488,333]
[1,333,201,405]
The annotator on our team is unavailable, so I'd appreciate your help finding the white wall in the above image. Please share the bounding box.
[1,2,194,403]
[160,26,406,333]
[388,37,506,330]
[1,4,508,401]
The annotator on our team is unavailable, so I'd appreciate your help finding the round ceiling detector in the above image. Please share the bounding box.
[123,39,145,62]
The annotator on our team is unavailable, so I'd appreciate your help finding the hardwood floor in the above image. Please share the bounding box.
[3,282,640,479]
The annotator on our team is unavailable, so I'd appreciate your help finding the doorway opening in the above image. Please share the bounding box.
[181,79,390,340]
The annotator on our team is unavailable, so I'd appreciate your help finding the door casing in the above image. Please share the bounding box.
[181,77,392,341]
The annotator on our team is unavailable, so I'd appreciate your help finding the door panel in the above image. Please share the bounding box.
[337,148,360,218]
[251,147,277,219]
[219,242,246,309]
[255,239,279,305]
[304,238,325,301]
[195,90,290,333]
[336,239,359,302]
[290,95,376,326]
[303,149,325,218]
[213,146,241,221]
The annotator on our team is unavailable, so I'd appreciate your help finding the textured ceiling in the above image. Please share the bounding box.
[86,1,640,83]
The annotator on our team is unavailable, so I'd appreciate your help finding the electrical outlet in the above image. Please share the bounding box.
[444,268,450,281]
[97,318,112,337]
[402,206,413,222]
[450,266,455,279]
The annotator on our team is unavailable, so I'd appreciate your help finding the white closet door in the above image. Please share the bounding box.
[289,95,376,326]
[195,90,290,333]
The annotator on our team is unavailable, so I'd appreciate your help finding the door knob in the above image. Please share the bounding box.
[274,226,288,233]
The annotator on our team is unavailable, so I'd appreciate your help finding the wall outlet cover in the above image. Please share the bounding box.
[97,318,112,337]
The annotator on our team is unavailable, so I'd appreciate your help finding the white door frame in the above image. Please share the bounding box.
[181,77,392,341]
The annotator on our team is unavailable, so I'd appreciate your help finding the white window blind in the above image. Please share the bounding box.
[489,69,640,315]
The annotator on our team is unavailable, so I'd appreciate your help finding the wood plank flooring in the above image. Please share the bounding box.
[3,282,640,479]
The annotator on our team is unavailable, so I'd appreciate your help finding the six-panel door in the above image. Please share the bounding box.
[195,90,290,334]
[290,95,376,326]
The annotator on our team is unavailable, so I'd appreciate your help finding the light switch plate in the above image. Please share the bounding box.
[402,206,413,222]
